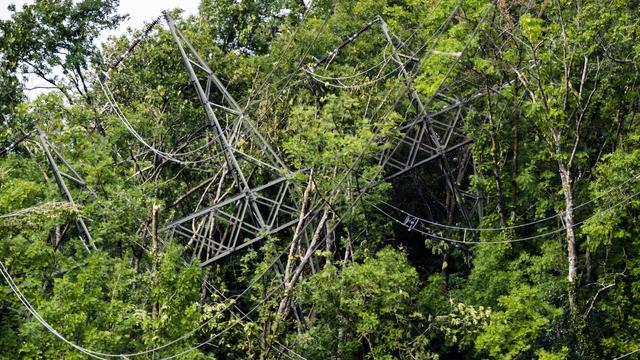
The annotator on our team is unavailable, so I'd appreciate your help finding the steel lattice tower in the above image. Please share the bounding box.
[163,14,310,266]
[308,15,482,229]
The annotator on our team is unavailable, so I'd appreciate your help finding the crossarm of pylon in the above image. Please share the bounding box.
[164,175,293,230]
[198,216,302,267]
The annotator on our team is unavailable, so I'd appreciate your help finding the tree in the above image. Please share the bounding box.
[0,0,125,104]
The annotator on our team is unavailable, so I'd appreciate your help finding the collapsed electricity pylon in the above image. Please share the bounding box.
[308,15,483,228]
[36,128,97,251]
[163,14,311,266]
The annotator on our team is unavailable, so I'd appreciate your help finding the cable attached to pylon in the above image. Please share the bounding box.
[0,197,323,359]
[0,260,109,359]
[98,76,225,167]
[372,187,640,245]
[373,172,640,233]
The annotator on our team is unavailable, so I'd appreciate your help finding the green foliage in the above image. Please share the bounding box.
[2,0,640,359]
[295,248,423,359]
[0,0,124,104]
[474,284,564,359]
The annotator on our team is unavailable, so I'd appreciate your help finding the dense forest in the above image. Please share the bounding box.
[2,0,640,358]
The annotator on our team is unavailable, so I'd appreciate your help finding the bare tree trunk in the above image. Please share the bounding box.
[276,208,330,323]
[558,161,577,311]
[510,112,519,222]
[282,174,314,286]
[151,203,160,319]
[54,225,62,248]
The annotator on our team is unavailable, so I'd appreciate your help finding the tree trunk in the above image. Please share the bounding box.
[558,161,577,311]
[151,203,160,319]
[277,208,330,323]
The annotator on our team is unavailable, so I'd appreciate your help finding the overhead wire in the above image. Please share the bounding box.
[301,14,427,89]
[4,175,640,360]
[304,54,392,80]
[0,202,74,219]
[261,6,514,272]
[163,20,504,355]
[373,171,640,232]
[0,6,417,360]
[283,0,474,242]
[72,7,474,358]
[242,3,316,106]
[202,281,308,360]
[205,4,485,308]
[0,260,108,359]
[1,4,523,360]
[0,244,279,358]
[0,193,325,359]
[371,187,640,245]
[98,77,224,167]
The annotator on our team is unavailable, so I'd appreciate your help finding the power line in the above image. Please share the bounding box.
[98,77,222,167]
[372,187,640,245]
[0,5,529,360]
[374,172,640,232]
[0,260,108,359]
[0,196,323,358]
[0,202,74,219]
[202,281,308,360]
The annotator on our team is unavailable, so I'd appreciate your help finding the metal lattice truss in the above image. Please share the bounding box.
[163,14,308,266]
[35,128,97,251]
[308,15,485,227]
